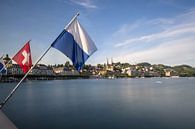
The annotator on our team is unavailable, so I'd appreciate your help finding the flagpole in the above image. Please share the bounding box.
[0,12,80,109]
[64,12,79,30]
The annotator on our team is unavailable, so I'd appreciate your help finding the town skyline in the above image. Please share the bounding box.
[2,54,195,68]
[1,53,195,82]
[1,0,195,66]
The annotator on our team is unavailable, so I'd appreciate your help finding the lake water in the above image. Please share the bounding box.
[0,78,195,129]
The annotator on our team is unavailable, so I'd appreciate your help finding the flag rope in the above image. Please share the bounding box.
[0,12,79,109]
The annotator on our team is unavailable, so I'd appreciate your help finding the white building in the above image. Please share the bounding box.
[29,64,54,75]
[122,67,137,77]
[53,67,79,75]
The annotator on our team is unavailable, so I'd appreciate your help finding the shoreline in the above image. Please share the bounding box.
[0,74,194,83]
[0,74,90,82]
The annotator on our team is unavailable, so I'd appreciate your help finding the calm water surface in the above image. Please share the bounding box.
[0,78,195,129]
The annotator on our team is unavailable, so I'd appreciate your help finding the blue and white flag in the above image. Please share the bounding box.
[0,56,7,74]
[51,18,97,71]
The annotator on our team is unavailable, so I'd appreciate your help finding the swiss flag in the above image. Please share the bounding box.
[12,41,32,73]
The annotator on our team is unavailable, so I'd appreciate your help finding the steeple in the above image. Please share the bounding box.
[106,58,109,65]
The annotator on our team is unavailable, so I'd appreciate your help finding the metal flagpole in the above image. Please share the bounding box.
[0,12,80,109]
[64,12,79,30]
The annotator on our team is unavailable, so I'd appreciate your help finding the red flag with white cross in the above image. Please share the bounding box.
[12,41,32,73]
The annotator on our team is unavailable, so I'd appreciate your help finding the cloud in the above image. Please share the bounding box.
[114,23,195,47]
[110,9,195,66]
[114,37,195,65]
[70,0,97,9]
[114,9,195,47]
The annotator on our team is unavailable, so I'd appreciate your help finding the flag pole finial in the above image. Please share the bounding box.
[64,12,80,30]
[76,12,80,16]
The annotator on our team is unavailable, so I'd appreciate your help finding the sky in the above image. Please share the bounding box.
[0,0,195,66]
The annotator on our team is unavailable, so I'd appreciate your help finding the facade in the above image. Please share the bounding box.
[53,67,79,75]
[164,68,177,77]
[30,64,54,76]
[8,64,24,75]
[122,67,137,77]
[53,67,64,74]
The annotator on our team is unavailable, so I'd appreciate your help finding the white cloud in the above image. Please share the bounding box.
[114,37,195,66]
[115,23,195,47]
[110,9,195,66]
[114,9,195,47]
[70,0,97,9]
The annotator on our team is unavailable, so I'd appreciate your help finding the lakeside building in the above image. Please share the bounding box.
[8,64,24,75]
[164,68,177,77]
[29,64,55,76]
[1,55,194,78]
[122,67,137,77]
[53,67,79,76]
